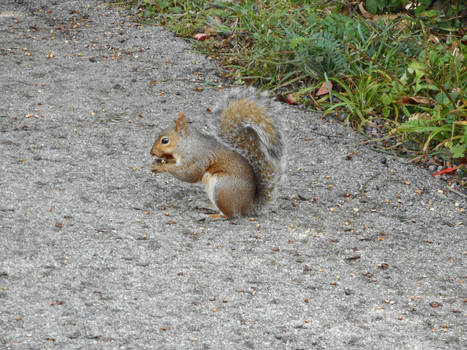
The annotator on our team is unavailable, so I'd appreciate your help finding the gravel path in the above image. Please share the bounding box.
[0,1,465,349]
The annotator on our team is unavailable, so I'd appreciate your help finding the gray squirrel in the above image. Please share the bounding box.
[150,88,285,218]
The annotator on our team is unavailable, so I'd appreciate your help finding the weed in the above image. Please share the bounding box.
[127,0,465,170]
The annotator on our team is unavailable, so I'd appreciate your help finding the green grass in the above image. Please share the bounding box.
[117,0,466,176]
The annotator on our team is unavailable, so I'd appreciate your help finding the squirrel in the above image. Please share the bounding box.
[150,88,285,218]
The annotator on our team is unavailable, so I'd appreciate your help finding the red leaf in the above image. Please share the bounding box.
[432,167,457,176]
[285,94,298,105]
[193,33,208,41]
[399,97,412,104]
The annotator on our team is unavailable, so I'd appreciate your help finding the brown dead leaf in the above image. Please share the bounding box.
[358,2,398,21]
[358,2,376,19]
[317,81,333,97]
[399,96,435,105]
[409,112,431,121]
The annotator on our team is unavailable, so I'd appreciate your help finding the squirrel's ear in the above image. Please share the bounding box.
[175,112,187,136]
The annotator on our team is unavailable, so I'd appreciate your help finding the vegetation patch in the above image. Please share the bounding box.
[118,0,466,185]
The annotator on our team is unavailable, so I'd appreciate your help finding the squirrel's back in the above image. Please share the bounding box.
[212,87,285,210]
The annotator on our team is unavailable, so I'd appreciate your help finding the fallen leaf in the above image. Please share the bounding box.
[193,33,208,41]
[317,81,332,97]
[285,94,298,105]
[358,2,399,21]
[432,167,457,176]
[399,96,434,105]
[358,2,376,19]
[408,112,430,121]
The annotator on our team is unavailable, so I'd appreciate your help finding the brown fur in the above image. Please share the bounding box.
[219,98,281,204]
[150,131,179,160]
[150,89,284,218]
[205,149,256,216]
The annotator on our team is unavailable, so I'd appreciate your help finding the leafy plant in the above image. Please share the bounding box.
[397,43,466,159]
[129,0,466,169]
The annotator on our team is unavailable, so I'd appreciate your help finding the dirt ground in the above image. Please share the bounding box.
[0,1,465,349]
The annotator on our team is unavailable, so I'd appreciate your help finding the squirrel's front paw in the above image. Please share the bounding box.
[150,158,175,174]
[150,158,165,174]
[150,164,161,174]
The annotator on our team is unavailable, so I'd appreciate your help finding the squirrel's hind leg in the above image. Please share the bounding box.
[204,174,255,218]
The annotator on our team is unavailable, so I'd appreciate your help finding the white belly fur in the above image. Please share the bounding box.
[202,172,218,210]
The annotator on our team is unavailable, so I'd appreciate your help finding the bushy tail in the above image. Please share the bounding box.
[212,87,285,209]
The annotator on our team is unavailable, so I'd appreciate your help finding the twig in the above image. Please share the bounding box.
[309,127,342,138]
[391,152,423,164]
[360,173,380,197]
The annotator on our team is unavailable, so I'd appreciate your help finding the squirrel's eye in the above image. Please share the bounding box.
[161,137,169,145]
